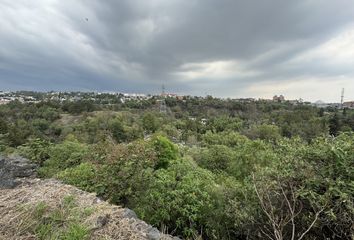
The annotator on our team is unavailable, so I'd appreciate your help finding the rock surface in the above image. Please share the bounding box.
[0,156,181,240]
[0,155,37,189]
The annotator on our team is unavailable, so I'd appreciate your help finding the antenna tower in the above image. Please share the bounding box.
[159,84,167,113]
[162,84,166,96]
[341,88,345,109]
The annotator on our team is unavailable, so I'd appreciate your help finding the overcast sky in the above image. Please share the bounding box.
[1,0,354,102]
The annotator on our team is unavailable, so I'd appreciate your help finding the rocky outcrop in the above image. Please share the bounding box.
[0,156,181,240]
[0,156,37,189]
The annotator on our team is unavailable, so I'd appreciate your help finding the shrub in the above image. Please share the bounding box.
[135,159,215,238]
[38,139,88,177]
[93,141,157,205]
[196,145,234,172]
[142,112,159,133]
[57,163,97,192]
[151,135,178,169]
[18,138,52,165]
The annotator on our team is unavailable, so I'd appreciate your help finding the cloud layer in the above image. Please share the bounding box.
[1,0,354,102]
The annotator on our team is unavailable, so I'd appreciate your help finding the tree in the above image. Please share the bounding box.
[142,112,159,133]
[245,124,281,142]
[152,135,178,169]
[109,119,127,143]
[93,141,157,205]
[252,134,354,240]
[7,119,34,146]
[253,174,324,240]
[0,118,8,134]
[38,138,89,177]
[135,159,215,238]
[196,145,234,172]
[18,138,52,165]
[329,113,340,136]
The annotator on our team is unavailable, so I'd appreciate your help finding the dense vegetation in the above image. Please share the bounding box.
[0,94,353,239]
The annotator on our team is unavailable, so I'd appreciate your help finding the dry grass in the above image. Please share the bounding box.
[0,179,173,240]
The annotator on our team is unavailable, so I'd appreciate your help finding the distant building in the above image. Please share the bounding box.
[236,98,255,103]
[343,101,354,109]
[0,99,10,105]
[313,100,341,109]
[273,95,285,102]
[161,92,183,98]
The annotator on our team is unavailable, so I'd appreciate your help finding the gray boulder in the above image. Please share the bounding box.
[122,208,138,219]
[147,227,161,240]
[0,156,37,189]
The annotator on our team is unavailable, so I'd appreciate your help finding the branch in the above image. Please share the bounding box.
[279,182,295,240]
[261,229,275,240]
[253,175,281,240]
[298,208,324,240]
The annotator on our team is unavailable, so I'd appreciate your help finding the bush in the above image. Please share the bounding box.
[250,133,354,240]
[93,141,157,205]
[108,118,127,143]
[135,159,215,238]
[7,119,34,146]
[196,145,234,172]
[38,139,88,177]
[244,124,281,141]
[142,112,159,133]
[57,163,97,192]
[18,138,52,165]
[151,135,178,169]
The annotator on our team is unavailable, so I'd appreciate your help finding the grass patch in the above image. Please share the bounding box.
[24,195,91,240]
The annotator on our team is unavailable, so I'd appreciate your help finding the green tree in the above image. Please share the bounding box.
[38,138,89,177]
[245,124,281,142]
[57,162,97,192]
[142,112,159,133]
[109,118,127,143]
[93,141,157,205]
[7,119,34,146]
[329,113,340,136]
[196,145,234,172]
[135,159,215,238]
[0,118,8,134]
[18,138,52,165]
[151,135,178,169]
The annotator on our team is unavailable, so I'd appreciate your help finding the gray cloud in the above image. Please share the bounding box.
[1,0,354,101]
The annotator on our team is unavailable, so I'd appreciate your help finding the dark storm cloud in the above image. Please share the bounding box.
[1,0,354,100]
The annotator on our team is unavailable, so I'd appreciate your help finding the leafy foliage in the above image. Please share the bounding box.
[18,138,52,165]
[151,135,178,169]
[57,163,97,192]
[38,138,88,177]
[135,159,215,238]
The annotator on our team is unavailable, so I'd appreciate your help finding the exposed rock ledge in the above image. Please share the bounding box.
[0,156,180,240]
[0,156,37,189]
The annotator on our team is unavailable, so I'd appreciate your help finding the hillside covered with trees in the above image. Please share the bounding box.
[0,93,353,240]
